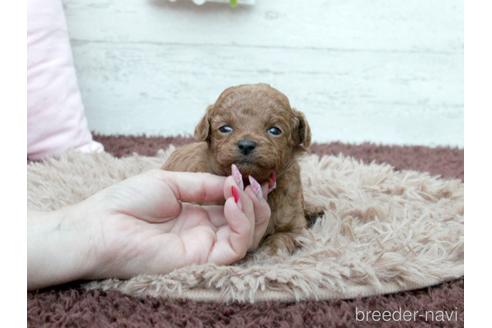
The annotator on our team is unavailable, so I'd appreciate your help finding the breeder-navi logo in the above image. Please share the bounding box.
[355,307,459,323]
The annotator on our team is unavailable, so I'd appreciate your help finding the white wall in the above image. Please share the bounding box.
[64,0,463,146]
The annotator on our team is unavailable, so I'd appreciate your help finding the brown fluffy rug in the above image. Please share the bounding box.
[27,135,464,327]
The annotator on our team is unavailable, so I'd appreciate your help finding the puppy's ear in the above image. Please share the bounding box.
[293,109,312,150]
[194,105,213,142]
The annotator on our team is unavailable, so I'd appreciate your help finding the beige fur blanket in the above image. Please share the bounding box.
[27,148,463,303]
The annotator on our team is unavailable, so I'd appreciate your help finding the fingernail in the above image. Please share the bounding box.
[248,176,264,200]
[231,186,241,209]
[231,164,244,190]
[268,172,277,193]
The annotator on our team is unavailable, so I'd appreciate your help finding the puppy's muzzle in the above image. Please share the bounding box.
[237,139,257,156]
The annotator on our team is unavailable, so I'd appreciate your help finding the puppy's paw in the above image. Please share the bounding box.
[304,203,325,226]
[261,232,302,255]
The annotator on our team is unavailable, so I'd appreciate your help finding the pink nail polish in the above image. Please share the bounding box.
[248,176,264,200]
[231,164,244,190]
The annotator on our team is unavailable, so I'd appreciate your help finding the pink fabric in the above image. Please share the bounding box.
[27,0,103,160]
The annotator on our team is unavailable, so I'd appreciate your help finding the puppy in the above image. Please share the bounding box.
[162,83,317,253]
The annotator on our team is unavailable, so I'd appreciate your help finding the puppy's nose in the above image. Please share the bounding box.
[237,139,257,155]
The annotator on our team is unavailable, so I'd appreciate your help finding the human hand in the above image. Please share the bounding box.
[67,167,271,282]
[28,167,271,289]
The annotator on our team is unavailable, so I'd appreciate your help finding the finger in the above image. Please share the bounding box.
[223,176,254,221]
[262,182,270,199]
[268,171,277,193]
[245,185,271,249]
[156,170,227,204]
[223,197,253,260]
[223,176,255,246]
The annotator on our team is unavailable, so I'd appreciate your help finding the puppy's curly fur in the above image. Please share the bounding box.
[162,83,319,253]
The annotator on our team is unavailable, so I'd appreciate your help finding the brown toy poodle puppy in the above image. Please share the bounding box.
[162,83,320,253]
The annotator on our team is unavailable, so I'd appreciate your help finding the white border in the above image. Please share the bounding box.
[4,0,476,326]
[465,0,492,327]
[0,0,27,327]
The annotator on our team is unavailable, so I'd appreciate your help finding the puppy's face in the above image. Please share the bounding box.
[194,84,311,182]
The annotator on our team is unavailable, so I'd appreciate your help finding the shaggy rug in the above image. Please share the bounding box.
[27,142,463,304]
[27,136,464,327]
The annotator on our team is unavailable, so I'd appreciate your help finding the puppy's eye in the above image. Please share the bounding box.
[267,127,282,136]
[218,125,233,134]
